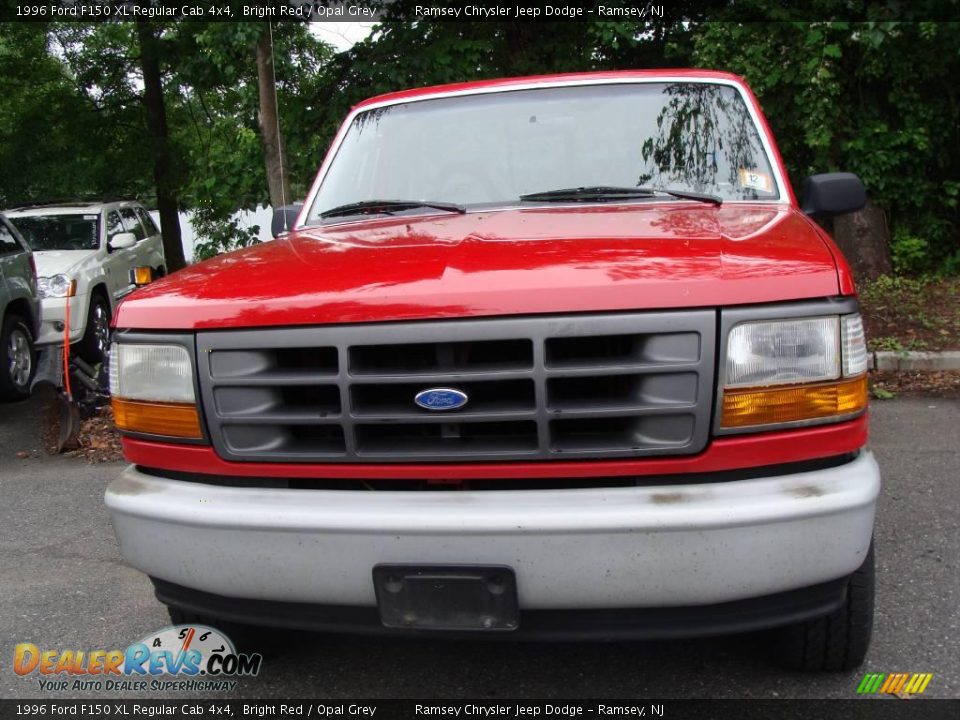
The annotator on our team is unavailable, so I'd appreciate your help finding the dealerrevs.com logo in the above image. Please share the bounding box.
[14,625,263,693]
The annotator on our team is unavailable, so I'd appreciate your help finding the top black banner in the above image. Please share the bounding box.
[2,0,960,23]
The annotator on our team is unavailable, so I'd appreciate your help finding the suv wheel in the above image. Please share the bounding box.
[78,294,110,364]
[1,314,36,400]
[774,542,875,671]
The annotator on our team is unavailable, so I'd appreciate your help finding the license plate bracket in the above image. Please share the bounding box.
[372,564,519,631]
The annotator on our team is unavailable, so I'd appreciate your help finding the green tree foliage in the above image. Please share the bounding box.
[690,5,960,268]
[168,22,333,258]
[0,7,957,271]
[0,23,150,206]
[0,20,332,260]
[312,5,959,272]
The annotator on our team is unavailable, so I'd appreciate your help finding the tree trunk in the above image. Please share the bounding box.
[827,200,893,283]
[255,24,291,209]
[135,20,186,272]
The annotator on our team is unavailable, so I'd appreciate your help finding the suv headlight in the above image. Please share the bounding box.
[37,274,76,299]
[719,312,868,430]
[109,342,203,439]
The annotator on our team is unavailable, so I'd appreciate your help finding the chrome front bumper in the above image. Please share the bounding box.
[35,294,87,346]
[106,452,879,610]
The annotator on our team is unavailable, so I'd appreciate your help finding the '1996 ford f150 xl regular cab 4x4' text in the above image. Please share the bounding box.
[105,70,879,671]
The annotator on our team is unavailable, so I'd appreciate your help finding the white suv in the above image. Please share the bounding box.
[5,200,166,363]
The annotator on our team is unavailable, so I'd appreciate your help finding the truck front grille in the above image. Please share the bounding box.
[197,311,716,463]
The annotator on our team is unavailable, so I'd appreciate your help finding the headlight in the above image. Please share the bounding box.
[37,274,76,299]
[720,312,868,430]
[841,313,869,376]
[725,316,840,387]
[109,343,202,439]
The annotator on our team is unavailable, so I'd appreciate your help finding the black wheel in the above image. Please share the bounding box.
[77,293,110,364]
[774,542,875,671]
[0,314,36,400]
[154,265,166,279]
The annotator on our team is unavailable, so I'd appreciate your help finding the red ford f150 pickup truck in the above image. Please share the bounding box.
[105,70,878,671]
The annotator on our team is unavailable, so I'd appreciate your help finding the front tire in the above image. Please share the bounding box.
[77,294,110,364]
[0,314,36,400]
[774,542,875,671]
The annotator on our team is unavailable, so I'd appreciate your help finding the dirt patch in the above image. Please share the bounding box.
[650,492,688,504]
[860,276,960,352]
[788,485,826,498]
[39,397,123,463]
[870,370,960,400]
[69,407,124,463]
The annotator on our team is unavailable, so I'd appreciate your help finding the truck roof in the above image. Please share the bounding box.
[353,69,748,111]
[4,200,140,217]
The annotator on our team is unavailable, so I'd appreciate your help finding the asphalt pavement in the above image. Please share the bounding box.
[1,393,957,700]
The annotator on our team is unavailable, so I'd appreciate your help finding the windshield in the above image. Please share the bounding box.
[10,214,100,252]
[306,82,780,225]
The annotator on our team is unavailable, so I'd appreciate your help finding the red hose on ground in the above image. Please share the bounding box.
[62,296,72,400]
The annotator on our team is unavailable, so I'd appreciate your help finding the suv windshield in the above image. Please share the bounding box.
[306,82,779,224]
[11,214,100,252]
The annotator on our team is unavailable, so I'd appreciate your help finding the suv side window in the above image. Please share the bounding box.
[105,210,125,246]
[120,207,147,241]
[0,219,23,257]
[135,207,160,237]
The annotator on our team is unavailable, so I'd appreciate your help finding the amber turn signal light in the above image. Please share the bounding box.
[721,375,868,429]
[129,266,153,286]
[112,398,202,439]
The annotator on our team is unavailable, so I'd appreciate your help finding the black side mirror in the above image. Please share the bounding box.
[271,204,302,238]
[801,173,866,217]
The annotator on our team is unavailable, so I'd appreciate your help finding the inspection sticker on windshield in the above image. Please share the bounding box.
[738,169,772,192]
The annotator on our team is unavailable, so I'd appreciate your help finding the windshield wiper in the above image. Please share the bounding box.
[320,199,466,220]
[640,187,723,205]
[519,186,656,202]
[519,185,722,206]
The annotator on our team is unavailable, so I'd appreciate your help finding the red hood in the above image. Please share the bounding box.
[115,204,841,330]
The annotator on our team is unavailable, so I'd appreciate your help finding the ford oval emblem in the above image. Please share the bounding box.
[414,388,469,411]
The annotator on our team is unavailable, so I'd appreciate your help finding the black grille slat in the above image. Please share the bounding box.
[550,415,697,453]
[355,411,539,423]
[214,385,341,418]
[221,423,347,456]
[355,421,539,457]
[546,405,698,420]
[351,339,533,375]
[545,332,700,368]
[215,413,344,425]
[541,364,704,378]
[208,347,338,378]
[198,312,716,463]
[547,372,698,412]
[200,374,343,386]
